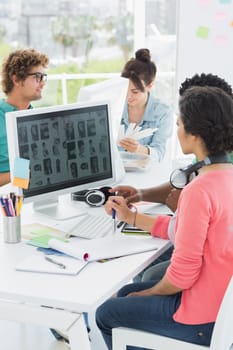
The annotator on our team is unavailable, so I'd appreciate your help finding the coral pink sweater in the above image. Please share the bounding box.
[151,169,233,324]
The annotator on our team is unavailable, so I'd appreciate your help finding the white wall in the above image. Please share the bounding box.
[176,0,233,91]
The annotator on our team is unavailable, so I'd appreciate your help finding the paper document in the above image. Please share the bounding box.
[47,235,159,262]
[118,123,158,141]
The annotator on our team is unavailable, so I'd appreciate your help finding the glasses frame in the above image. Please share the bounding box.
[27,72,47,83]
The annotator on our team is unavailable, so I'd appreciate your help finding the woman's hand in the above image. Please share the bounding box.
[104,196,134,224]
[127,276,182,297]
[119,137,140,153]
[108,186,139,203]
[127,289,154,297]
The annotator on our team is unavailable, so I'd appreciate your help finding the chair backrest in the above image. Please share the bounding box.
[210,275,233,350]
[112,275,233,350]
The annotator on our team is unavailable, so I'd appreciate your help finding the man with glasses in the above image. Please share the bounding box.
[0,48,49,185]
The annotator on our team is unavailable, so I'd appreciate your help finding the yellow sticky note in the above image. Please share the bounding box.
[196,26,210,39]
[13,176,30,189]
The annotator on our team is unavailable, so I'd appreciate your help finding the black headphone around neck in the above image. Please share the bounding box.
[71,186,112,207]
[170,152,231,189]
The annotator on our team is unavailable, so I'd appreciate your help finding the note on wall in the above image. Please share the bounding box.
[215,35,228,45]
[215,12,227,21]
[218,0,232,4]
[198,0,212,6]
[196,26,210,39]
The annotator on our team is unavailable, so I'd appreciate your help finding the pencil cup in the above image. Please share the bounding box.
[2,215,21,243]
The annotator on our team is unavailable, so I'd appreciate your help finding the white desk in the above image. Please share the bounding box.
[0,161,172,350]
[121,159,171,188]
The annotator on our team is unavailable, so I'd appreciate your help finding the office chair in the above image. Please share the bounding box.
[112,275,233,350]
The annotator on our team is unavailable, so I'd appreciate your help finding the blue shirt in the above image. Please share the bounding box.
[0,99,32,173]
[120,93,173,161]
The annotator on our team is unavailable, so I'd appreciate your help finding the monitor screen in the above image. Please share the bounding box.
[77,77,129,142]
[6,101,116,220]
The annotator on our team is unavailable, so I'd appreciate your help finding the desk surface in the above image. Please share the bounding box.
[0,237,170,313]
[121,159,171,188]
[0,161,171,313]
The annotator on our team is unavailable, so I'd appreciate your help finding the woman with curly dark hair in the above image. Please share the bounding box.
[97,85,233,349]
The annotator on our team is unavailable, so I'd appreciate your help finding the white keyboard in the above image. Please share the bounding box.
[68,214,114,239]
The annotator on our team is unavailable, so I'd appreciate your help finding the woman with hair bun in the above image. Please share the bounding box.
[119,48,173,162]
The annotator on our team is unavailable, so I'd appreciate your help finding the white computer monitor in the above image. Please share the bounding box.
[77,77,129,142]
[6,101,116,220]
[78,77,128,182]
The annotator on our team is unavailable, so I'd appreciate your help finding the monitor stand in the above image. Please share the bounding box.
[33,198,87,220]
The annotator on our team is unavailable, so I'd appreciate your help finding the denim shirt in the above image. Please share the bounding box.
[120,92,173,161]
[0,99,32,173]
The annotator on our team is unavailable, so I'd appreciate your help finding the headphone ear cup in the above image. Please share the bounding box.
[99,186,112,204]
[71,189,89,201]
[170,161,204,189]
[85,189,105,206]
[71,187,113,206]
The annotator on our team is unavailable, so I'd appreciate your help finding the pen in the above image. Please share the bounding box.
[16,195,23,216]
[112,208,116,234]
[10,192,16,210]
[44,256,66,269]
[2,197,12,216]
[112,194,117,234]
[0,197,7,216]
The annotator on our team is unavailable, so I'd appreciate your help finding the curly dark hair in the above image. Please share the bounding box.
[1,48,49,94]
[179,86,233,154]
[121,48,156,92]
[179,73,233,97]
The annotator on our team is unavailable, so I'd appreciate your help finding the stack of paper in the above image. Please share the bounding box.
[118,123,158,141]
[16,233,160,275]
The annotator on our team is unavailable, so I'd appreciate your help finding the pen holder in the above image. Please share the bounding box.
[2,215,21,243]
